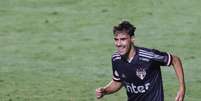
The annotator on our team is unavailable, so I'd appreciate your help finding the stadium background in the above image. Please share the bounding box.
[0,0,200,101]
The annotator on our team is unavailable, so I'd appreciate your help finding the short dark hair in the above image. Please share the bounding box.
[113,20,136,36]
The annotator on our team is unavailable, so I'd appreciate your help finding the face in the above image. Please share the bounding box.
[114,33,133,56]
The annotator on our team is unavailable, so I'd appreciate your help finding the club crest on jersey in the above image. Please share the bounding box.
[121,73,126,78]
[136,68,146,80]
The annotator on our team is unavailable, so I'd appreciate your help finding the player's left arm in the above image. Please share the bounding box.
[171,55,186,101]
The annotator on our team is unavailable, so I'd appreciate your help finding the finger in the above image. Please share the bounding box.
[179,96,183,101]
[96,90,101,96]
[175,95,179,101]
[96,93,103,99]
[175,95,183,101]
[96,89,103,98]
[96,89,101,93]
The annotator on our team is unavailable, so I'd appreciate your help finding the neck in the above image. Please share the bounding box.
[126,45,136,61]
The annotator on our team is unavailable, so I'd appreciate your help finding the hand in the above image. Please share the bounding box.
[96,87,105,99]
[175,89,185,101]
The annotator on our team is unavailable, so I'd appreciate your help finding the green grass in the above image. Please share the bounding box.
[0,0,201,101]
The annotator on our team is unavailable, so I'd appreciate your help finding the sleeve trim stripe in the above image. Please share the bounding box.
[112,78,121,82]
[112,76,121,81]
[167,53,172,66]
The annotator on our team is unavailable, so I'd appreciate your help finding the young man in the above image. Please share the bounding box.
[96,21,185,101]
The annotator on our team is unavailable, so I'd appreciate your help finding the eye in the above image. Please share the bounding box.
[121,38,127,41]
[114,38,118,41]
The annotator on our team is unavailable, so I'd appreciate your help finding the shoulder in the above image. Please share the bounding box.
[138,47,155,58]
[137,46,158,53]
[138,46,166,56]
[137,46,167,60]
[111,51,121,62]
[138,46,172,66]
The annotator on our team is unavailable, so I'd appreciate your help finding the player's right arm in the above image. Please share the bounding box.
[96,80,122,99]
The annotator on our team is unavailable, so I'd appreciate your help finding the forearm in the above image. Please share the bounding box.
[103,80,122,95]
[171,55,185,91]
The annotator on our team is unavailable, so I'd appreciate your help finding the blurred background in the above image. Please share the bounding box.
[0,0,200,101]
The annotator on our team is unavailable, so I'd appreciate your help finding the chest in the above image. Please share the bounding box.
[116,59,160,83]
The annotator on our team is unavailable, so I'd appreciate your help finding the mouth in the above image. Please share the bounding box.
[117,46,125,54]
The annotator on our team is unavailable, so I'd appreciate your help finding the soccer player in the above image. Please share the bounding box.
[95,21,185,101]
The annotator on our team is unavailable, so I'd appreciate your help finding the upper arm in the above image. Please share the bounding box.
[152,49,172,66]
[112,53,122,82]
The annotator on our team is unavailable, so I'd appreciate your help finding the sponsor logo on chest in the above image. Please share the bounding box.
[125,82,150,94]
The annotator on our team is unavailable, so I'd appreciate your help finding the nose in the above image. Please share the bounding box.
[116,40,121,47]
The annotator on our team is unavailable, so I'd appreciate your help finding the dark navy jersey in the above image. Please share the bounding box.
[112,46,172,101]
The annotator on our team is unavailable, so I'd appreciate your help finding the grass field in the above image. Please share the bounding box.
[0,0,201,101]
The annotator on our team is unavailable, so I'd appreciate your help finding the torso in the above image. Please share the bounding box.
[112,46,171,101]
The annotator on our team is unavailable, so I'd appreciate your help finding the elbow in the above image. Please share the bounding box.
[171,55,181,65]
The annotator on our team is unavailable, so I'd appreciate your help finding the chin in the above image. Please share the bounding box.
[118,52,126,56]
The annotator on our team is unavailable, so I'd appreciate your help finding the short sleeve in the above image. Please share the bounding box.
[152,49,172,66]
[111,52,121,82]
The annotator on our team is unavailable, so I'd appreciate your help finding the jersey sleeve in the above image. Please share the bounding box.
[152,49,172,66]
[111,53,121,82]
